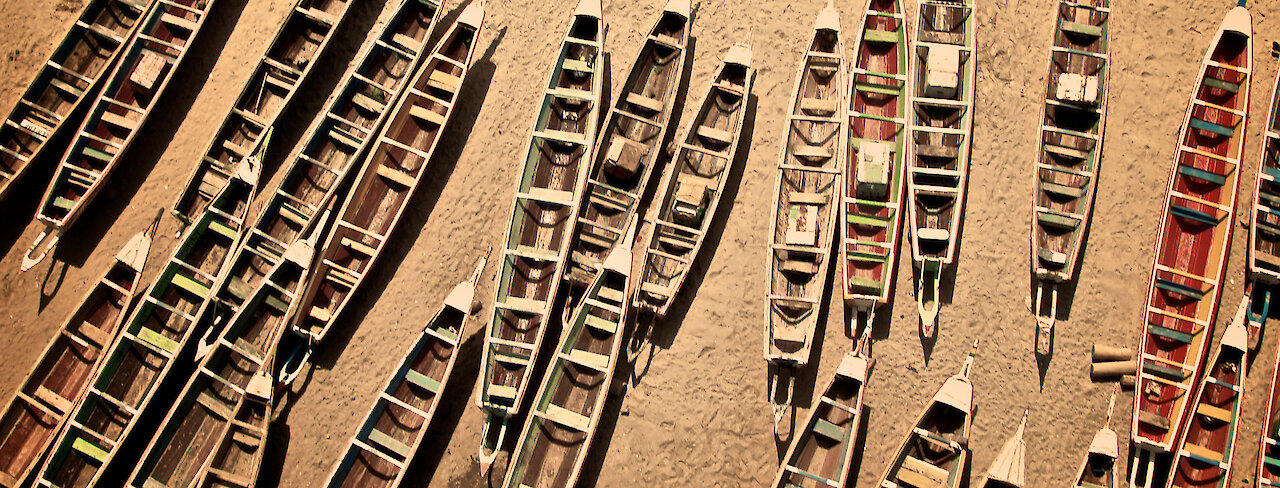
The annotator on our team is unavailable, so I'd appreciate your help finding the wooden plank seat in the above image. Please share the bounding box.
[1178,164,1227,185]
[863,28,898,44]
[855,81,901,96]
[1037,212,1080,229]
[697,125,732,146]
[367,428,412,459]
[1061,21,1103,37]
[1183,442,1225,465]
[99,110,136,130]
[793,144,833,162]
[566,348,610,370]
[427,69,460,93]
[1038,247,1068,266]
[1045,143,1090,160]
[1171,204,1223,226]
[1197,403,1232,423]
[72,436,110,463]
[1148,321,1196,344]
[628,92,664,113]
[1143,359,1188,381]
[849,275,883,293]
[487,384,517,403]
[779,258,820,276]
[584,314,619,334]
[544,404,591,432]
[649,34,682,50]
[377,164,416,188]
[562,58,593,74]
[424,324,459,344]
[1042,181,1086,198]
[1189,117,1235,137]
[404,369,441,393]
[1204,76,1240,94]
[916,144,959,159]
[899,455,949,488]
[800,97,838,116]
[813,418,849,442]
[1137,410,1172,430]
[48,76,84,97]
[494,349,531,367]
[351,91,386,113]
[391,33,423,53]
[81,145,115,163]
[409,105,445,126]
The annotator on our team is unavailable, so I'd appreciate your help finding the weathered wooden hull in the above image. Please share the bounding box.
[1167,321,1246,488]
[1250,52,1280,286]
[771,352,869,488]
[1257,313,1280,487]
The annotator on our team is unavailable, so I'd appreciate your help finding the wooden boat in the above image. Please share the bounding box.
[21,0,218,272]
[286,2,485,345]
[1238,61,1280,352]
[33,156,261,487]
[765,1,845,370]
[1130,7,1252,486]
[842,0,908,330]
[559,0,689,289]
[0,0,153,204]
[876,340,977,488]
[324,252,487,488]
[977,411,1027,488]
[906,0,976,334]
[1072,386,1119,488]
[633,43,753,317]
[500,223,636,488]
[1030,0,1111,353]
[1165,318,1247,488]
[1257,306,1280,488]
[473,0,604,473]
[0,213,158,488]
[124,210,327,488]
[770,338,871,488]
[169,0,356,227]
[188,0,443,352]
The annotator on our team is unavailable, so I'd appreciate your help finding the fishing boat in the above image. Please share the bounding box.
[876,340,978,488]
[1166,317,1247,488]
[33,155,261,487]
[21,0,218,272]
[1030,0,1111,353]
[0,0,153,204]
[188,0,443,353]
[842,0,908,331]
[169,0,356,227]
[765,0,845,375]
[633,43,754,317]
[559,0,689,289]
[906,0,976,334]
[770,338,871,488]
[1238,62,1280,352]
[324,252,487,488]
[1130,6,1252,487]
[500,223,636,488]
[0,214,158,488]
[1257,312,1280,487]
[473,0,605,473]
[977,411,1027,488]
[1072,387,1119,488]
[124,212,327,488]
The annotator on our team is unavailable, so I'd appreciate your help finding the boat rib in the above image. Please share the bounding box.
[169,0,356,227]
[1166,318,1247,488]
[906,0,977,334]
[0,213,158,488]
[771,338,871,488]
[633,42,754,317]
[1030,0,1110,353]
[842,0,909,330]
[876,340,978,488]
[21,0,218,272]
[0,0,153,204]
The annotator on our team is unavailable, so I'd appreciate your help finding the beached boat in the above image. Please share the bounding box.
[124,211,327,488]
[188,0,443,353]
[1030,0,1110,353]
[1165,319,1247,488]
[33,156,260,487]
[324,252,487,488]
[842,0,908,330]
[977,412,1027,488]
[770,338,871,488]
[500,223,636,488]
[0,0,153,204]
[906,0,976,334]
[633,43,753,317]
[286,2,485,345]
[765,0,845,370]
[1257,309,1280,487]
[169,0,356,227]
[1130,6,1251,487]
[21,0,218,272]
[472,0,603,473]
[0,213,158,488]
[1238,62,1280,352]
[876,340,977,488]
[1072,387,1119,488]
[559,0,689,290]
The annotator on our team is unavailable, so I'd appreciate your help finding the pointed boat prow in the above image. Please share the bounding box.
[663,0,692,19]
[724,42,753,69]
[117,209,163,272]
[445,252,489,313]
[1222,6,1252,36]
[815,0,840,32]
[458,1,487,29]
[573,0,602,20]
[1221,313,1250,353]
[603,222,638,273]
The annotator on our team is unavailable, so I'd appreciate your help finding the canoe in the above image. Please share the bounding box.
[1165,318,1247,488]
[1256,313,1280,487]
[1130,7,1251,481]
[876,340,977,488]
[1072,387,1119,488]
[476,0,604,473]
[286,2,485,344]
[169,0,356,227]
[33,155,261,487]
[124,211,326,488]
[765,1,845,367]
[770,341,871,488]
[906,0,976,334]
[633,43,754,317]
[1239,61,1280,352]
[21,0,218,272]
[500,223,636,488]
[559,0,689,289]
[1030,0,1110,353]
[188,0,443,353]
[977,411,1027,488]
[842,0,908,329]
[0,213,158,488]
[324,253,487,487]
[0,0,153,204]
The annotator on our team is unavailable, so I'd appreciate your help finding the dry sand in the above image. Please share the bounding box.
[1,0,1279,486]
